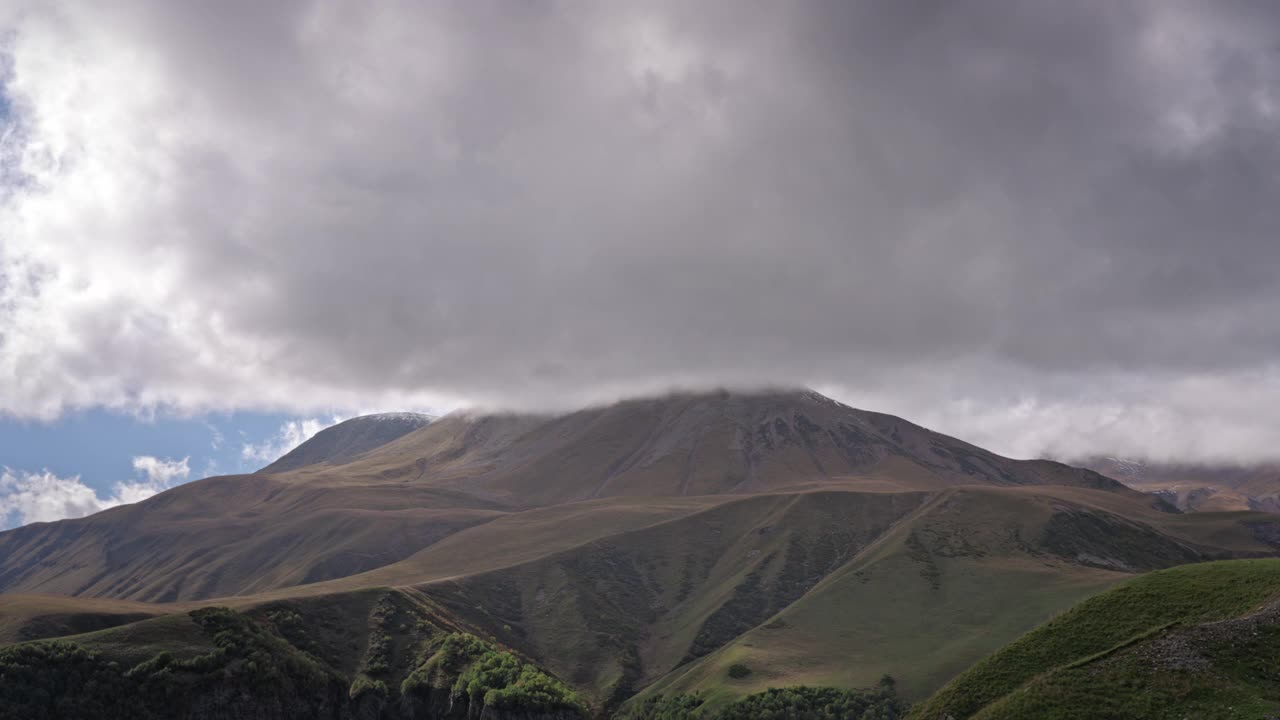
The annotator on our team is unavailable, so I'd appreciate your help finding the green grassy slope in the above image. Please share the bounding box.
[912,558,1280,720]
[627,485,1280,713]
[417,490,929,712]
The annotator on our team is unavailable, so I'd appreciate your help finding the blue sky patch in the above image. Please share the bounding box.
[0,409,323,527]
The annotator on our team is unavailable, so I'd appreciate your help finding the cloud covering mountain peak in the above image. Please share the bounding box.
[2,1,1279,462]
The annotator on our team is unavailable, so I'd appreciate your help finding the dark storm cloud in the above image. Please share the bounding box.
[2,0,1279,461]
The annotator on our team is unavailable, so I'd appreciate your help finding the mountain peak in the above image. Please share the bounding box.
[260,412,434,473]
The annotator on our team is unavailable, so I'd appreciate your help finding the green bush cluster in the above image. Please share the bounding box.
[718,683,907,720]
[362,594,398,676]
[0,642,137,719]
[621,692,710,720]
[349,673,390,701]
[402,632,586,717]
[623,678,906,720]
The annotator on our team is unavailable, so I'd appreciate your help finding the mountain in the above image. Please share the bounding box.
[293,389,1143,507]
[0,390,1149,603]
[1084,457,1280,513]
[262,412,435,473]
[912,558,1280,719]
[2,388,1279,718]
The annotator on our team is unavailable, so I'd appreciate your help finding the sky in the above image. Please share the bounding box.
[0,409,341,528]
[1,1,1279,526]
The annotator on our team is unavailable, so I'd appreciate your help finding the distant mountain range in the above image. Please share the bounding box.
[1082,456,1280,513]
[2,389,1279,719]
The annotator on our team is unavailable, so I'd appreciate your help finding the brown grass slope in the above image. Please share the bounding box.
[325,389,1144,506]
[0,474,504,601]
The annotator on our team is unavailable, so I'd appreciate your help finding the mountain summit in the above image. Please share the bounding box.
[261,411,434,473]
[324,388,1131,506]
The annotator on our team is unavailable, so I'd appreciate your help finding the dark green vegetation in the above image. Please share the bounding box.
[913,559,1280,719]
[401,632,585,717]
[3,391,1280,717]
[0,592,587,720]
[623,678,907,719]
[0,607,347,720]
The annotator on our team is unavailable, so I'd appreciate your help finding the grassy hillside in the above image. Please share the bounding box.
[625,484,1280,712]
[912,558,1280,719]
[417,490,928,712]
[0,474,505,601]
[4,391,1280,718]
[6,483,1274,716]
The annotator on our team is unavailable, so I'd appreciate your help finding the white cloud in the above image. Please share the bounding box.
[241,416,345,466]
[207,423,224,450]
[131,454,190,486]
[0,455,192,528]
[0,1,1278,464]
[113,454,191,504]
[0,469,106,527]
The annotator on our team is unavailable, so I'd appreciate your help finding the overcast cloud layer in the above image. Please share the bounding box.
[2,1,1279,463]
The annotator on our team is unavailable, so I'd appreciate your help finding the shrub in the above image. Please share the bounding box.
[401,633,586,717]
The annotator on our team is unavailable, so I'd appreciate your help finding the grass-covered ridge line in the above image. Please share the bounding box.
[912,558,1280,720]
[402,632,586,717]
